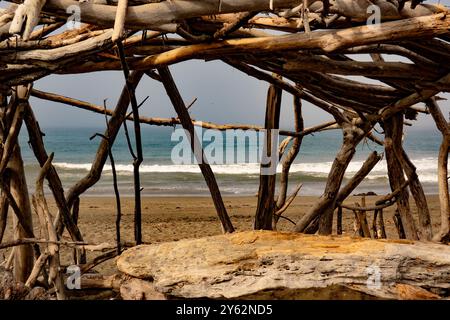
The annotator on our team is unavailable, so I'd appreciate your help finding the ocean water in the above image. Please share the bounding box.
[18,126,444,196]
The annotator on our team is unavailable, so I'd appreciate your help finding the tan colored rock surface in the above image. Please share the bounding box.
[117,231,450,299]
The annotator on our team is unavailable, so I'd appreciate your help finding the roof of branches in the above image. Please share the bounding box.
[0,0,449,120]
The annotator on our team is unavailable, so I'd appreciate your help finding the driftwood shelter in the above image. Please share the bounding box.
[0,0,449,299]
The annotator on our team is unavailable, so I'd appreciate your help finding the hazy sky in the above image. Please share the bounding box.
[1,0,448,131]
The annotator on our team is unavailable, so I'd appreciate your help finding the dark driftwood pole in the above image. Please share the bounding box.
[117,42,144,245]
[255,82,282,230]
[158,66,234,233]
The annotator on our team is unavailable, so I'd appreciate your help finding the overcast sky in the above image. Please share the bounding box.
[2,0,449,131]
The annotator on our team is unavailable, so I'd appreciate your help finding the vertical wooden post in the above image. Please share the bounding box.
[0,94,9,244]
[337,206,343,235]
[384,114,418,240]
[255,82,282,230]
[9,145,34,282]
[359,196,371,238]
[158,66,234,233]
[317,122,369,235]
[427,98,450,243]
[393,209,406,239]
[275,94,303,227]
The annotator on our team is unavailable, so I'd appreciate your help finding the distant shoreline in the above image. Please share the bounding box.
[73,192,441,198]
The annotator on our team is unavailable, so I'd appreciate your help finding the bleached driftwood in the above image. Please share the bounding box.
[117,231,450,299]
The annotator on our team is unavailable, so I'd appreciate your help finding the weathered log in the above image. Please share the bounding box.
[112,0,128,42]
[336,206,343,235]
[1,86,35,283]
[117,231,450,300]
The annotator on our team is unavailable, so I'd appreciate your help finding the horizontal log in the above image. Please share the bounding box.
[6,0,303,29]
[3,0,445,31]
[117,231,450,299]
[60,13,450,74]
[284,58,439,80]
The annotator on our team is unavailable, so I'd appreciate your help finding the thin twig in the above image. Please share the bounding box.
[116,41,144,245]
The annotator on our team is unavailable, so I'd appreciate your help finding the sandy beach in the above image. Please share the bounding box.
[1,195,442,275]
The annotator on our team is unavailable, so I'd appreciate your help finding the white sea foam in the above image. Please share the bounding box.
[53,157,444,182]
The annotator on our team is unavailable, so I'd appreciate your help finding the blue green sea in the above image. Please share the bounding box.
[18,126,444,196]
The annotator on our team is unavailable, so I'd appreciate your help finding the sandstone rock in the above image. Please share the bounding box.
[117,231,450,299]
